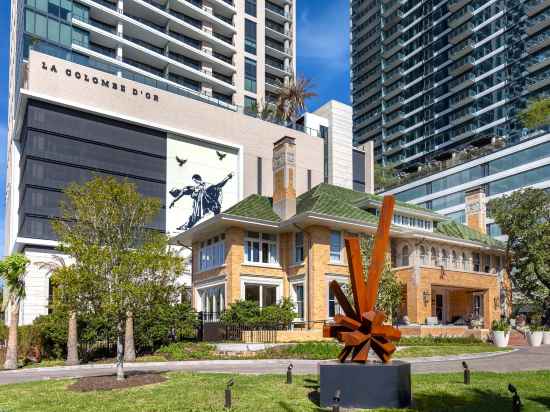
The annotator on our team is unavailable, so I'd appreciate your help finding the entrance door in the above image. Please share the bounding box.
[435,294,444,323]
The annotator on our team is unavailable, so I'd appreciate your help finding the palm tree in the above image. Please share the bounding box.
[275,74,317,128]
[37,256,80,366]
[0,254,30,370]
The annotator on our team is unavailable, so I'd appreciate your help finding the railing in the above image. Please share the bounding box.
[124,34,164,55]
[169,30,202,49]
[265,1,287,17]
[266,19,286,35]
[126,13,166,32]
[93,0,117,10]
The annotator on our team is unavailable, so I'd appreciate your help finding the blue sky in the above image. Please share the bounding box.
[0,1,350,254]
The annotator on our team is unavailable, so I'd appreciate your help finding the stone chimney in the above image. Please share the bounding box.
[465,187,487,234]
[272,136,296,220]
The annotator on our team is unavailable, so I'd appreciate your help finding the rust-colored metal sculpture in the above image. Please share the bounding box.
[323,196,401,363]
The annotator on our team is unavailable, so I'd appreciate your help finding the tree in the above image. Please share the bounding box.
[53,176,184,379]
[359,235,403,322]
[489,188,550,325]
[0,253,30,369]
[276,74,317,128]
[374,163,400,191]
[519,98,550,129]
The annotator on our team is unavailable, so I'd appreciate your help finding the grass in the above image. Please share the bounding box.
[0,371,549,411]
[395,345,507,358]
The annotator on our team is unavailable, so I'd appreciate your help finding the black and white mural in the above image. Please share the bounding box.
[166,135,239,234]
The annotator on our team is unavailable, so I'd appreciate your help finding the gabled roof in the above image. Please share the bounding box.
[221,183,504,248]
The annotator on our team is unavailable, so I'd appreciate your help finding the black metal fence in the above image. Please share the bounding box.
[198,312,292,343]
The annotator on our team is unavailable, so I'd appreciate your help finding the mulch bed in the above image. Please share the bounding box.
[68,371,167,392]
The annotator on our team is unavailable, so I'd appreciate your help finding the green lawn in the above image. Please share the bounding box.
[395,345,508,359]
[0,371,549,411]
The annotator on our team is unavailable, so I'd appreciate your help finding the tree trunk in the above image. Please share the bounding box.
[124,311,136,362]
[116,319,125,381]
[4,299,19,370]
[65,311,79,366]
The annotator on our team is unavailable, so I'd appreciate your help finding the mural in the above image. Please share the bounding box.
[166,135,239,234]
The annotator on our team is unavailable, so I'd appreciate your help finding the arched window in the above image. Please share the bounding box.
[419,245,427,265]
[401,245,409,266]
[452,250,458,268]
[462,252,468,270]
[441,249,448,267]
[431,247,438,266]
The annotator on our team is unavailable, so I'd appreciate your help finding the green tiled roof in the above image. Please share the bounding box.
[224,194,280,222]
[223,183,503,248]
[435,220,504,248]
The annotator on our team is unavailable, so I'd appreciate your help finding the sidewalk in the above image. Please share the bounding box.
[0,346,548,386]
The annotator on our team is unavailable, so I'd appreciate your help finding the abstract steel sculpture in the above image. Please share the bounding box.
[323,196,401,364]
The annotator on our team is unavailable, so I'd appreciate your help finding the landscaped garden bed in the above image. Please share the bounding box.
[0,371,549,411]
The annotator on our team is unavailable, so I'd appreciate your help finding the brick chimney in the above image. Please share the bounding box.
[465,187,487,234]
[272,136,296,220]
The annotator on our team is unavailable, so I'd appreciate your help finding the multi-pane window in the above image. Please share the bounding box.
[200,286,225,320]
[245,57,257,93]
[244,232,278,264]
[473,253,481,272]
[483,255,491,273]
[25,8,75,47]
[328,284,344,318]
[245,19,257,54]
[244,95,256,116]
[199,234,225,271]
[293,284,304,320]
[330,231,342,263]
[392,214,433,231]
[245,0,256,17]
[244,283,277,307]
[294,232,304,263]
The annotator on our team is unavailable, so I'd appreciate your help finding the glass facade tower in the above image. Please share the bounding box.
[351,0,550,171]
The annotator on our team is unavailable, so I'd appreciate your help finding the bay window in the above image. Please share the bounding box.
[199,234,225,271]
[244,231,278,264]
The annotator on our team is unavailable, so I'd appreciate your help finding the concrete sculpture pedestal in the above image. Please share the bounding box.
[319,361,411,409]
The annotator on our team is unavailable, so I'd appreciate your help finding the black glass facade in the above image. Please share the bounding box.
[19,100,167,240]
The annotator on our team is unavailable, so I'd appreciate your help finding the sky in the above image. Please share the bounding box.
[0,1,351,255]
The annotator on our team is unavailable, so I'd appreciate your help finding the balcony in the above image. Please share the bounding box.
[450,38,474,60]
[383,125,405,142]
[265,36,290,59]
[449,55,475,76]
[449,105,476,126]
[382,83,402,100]
[527,11,550,36]
[447,0,472,13]
[383,53,403,72]
[449,22,474,44]
[526,52,550,72]
[449,88,476,109]
[383,39,403,59]
[526,33,550,53]
[527,73,550,91]
[383,0,402,18]
[527,0,550,17]
[383,96,404,113]
[383,110,404,128]
[449,72,475,92]
[265,1,290,22]
[265,56,289,76]
[266,19,291,41]
[448,5,474,29]
[383,68,403,86]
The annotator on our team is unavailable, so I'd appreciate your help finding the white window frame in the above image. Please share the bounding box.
[326,274,348,319]
[329,231,343,263]
[195,279,226,320]
[289,277,305,322]
[240,275,283,307]
[244,231,279,266]
[198,234,226,272]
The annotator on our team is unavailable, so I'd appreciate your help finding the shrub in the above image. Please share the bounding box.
[134,302,198,353]
[399,336,483,346]
[155,342,216,361]
[220,299,296,326]
[32,312,68,359]
[260,342,342,360]
[491,319,511,333]
[17,325,42,359]
[0,322,7,342]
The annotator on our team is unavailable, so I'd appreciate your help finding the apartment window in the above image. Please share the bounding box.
[244,232,278,264]
[244,283,277,307]
[244,96,256,116]
[245,0,256,17]
[419,245,427,265]
[257,157,262,194]
[330,231,342,263]
[292,283,304,320]
[430,247,438,266]
[245,19,257,54]
[462,252,468,271]
[245,57,257,93]
[294,232,304,263]
[199,235,225,271]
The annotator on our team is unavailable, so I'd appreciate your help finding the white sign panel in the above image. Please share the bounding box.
[166,134,240,235]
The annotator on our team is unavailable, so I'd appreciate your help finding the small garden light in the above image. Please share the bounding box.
[225,378,234,409]
[332,389,341,412]
[508,383,522,412]
[462,361,470,385]
[287,363,293,384]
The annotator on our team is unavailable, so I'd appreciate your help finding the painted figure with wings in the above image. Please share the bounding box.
[169,172,233,231]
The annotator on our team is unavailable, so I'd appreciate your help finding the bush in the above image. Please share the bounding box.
[491,319,511,333]
[220,299,296,326]
[155,342,216,361]
[0,322,7,342]
[17,325,42,359]
[134,302,198,353]
[399,336,483,346]
[32,312,68,359]
[260,342,342,360]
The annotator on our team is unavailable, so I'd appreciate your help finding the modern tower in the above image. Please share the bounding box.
[350,0,550,172]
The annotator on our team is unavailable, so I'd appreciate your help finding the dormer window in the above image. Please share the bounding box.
[392,213,433,231]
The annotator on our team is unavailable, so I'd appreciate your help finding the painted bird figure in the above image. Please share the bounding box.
[176,156,187,166]
[216,151,227,161]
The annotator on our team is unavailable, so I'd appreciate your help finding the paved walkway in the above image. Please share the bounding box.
[0,345,548,386]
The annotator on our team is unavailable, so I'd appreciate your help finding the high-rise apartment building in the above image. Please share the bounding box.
[350,0,550,171]
[9,0,296,138]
